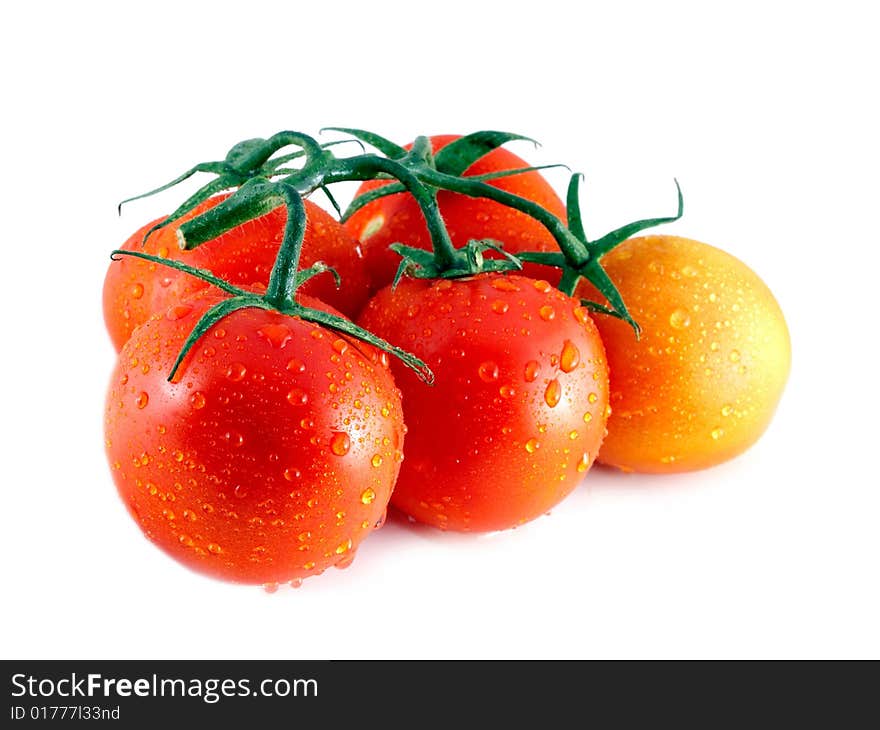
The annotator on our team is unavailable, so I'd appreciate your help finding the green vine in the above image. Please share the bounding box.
[111,185,433,384]
[117,127,683,336]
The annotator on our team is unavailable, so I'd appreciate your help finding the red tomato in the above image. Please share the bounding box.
[103,194,370,351]
[357,274,609,532]
[344,135,566,294]
[104,292,404,584]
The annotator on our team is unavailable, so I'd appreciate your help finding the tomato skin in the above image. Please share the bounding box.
[103,194,369,351]
[344,135,566,295]
[104,293,403,584]
[357,274,609,532]
[580,235,791,473]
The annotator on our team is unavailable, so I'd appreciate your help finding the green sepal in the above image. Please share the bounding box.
[118,161,227,214]
[109,249,249,298]
[340,164,567,223]
[319,185,342,217]
[579,298,632,322]
[388,239,523,284]
[591,179,683,256]
[516,251,570,268]
[433,131,537,176]
[293,305,433,385]
[321,127,407,159]
[578,260,639,335]
[566,173,588,242]
[293,261,341,291]
[168,296,269,381]
[141,175,240,245]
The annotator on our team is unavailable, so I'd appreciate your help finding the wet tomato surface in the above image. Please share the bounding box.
[104,292,404,584]
[358,274,609,532]
[104,194,370,351]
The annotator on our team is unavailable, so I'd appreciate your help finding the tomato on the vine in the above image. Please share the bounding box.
[104,292,404,584]
[358,273,609,532]
[103,194,369,351]
[579,235,791,473]
[344,134,566,294]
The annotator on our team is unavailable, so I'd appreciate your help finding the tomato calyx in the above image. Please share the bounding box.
[518,174,684,334]
[111,185,433,385]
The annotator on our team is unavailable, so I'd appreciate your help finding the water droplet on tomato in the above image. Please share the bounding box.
[539,305,556,321]
[577,453,590,472]
[330,431,350,456]
[533,280,552,293]
[224,430,244,448]
[524,360,540,382]
[371,454,383,468]
[406,304,420,318]
[284,467,301,481]
[207,543,223,555]
[263,582,279,594]
[525,438,540,454]
[669,308,691,329]
[335,539,352,555]
[711,427,724,440]
[286,357,306,373]
[544,379,561,408]
[560,340,580,372]
[374,508,388,529]
[166,303,193,320]
[588,392,598,404]
[257,324,292,349]
[136,391,149,409]
[226,362,247,381]
[190,391,206,409]
[569,430,579,440]
[583,412,593,423]
[491,300,509,314]
[478,361,500,382]
[332,338,349,355]
[721,404,734,417]
[289,578,303,589]
[491,278,521,292]
[233,484,248,499]
[286,387,309,406]
[303,561,316,571]
[213,327,226,339]
[572,306,589,324]
[500,385,516,399]
[729,349,741,363]
[130,283,144,299]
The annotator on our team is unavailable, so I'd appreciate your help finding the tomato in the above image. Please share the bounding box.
[103,194,370,351]
[344,135,566,294]
[579,235,791,473]
[104,292,404,584]
[357,274,609,532]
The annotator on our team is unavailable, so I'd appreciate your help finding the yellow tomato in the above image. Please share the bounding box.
[581,235,791,473]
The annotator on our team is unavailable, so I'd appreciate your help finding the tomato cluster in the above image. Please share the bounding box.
[103,131,790,587]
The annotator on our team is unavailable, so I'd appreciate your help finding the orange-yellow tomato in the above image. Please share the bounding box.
[580,235,790,473]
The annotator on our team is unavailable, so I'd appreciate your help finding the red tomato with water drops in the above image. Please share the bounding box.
[357,274,609,532]
[103,194,370,351]
[344,135,566,294]
[104,292,404,584]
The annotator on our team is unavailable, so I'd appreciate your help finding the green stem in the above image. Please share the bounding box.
[264,184,308,308]
[423,168,590,268]
[327,155,458,271]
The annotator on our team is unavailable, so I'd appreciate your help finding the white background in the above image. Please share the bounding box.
[1,0,877,659]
